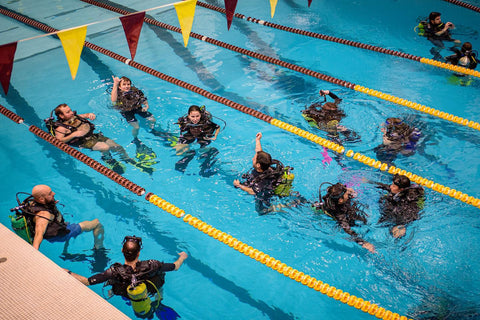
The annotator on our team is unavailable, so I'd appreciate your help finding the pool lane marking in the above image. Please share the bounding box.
[442,0,480,13]
[196,1,480,79]
[78,0,480,133]
[145,193,413,320]
[2,6,479,209]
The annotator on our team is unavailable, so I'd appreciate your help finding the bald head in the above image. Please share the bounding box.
[32,185,55,204]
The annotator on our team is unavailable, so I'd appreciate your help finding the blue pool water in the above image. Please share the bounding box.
[1,0,480,319]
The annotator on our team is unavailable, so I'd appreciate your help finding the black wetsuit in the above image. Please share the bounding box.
[377,184,425,226]
[322,198,368,245]
[88,260,176,297]
[27,201,69,239]
[115,87,153,123]
[241,168,279,214]
[177,114,219,147]
[446,49,478,70]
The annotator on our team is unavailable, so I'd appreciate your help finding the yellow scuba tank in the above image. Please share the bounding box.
[414,21,427,36]
[127,282,152,316]
[274,167,295,197]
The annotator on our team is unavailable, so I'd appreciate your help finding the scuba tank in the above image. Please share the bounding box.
[126,276,161,318]
[9,192,36,244]
[414,21,427,36]
[9,213,33,244]
[274,166,295,197]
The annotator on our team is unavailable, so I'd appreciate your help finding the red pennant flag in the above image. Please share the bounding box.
[120,11,145,61]
[308,0,312,7]
[224,0,238,30]
[0,42,17,95]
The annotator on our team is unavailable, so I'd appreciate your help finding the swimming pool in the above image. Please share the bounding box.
[1,0,480,319]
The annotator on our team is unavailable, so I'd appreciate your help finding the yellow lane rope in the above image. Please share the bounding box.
[146,193,412,320]
[270,119,480,208]
[353,85,480,130]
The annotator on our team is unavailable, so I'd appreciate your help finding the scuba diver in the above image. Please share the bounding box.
[374,117,421,164]
[234,132,300,215]
[446,42,478,70]
[45,103,153,175]
[312,182,376,253]
[446,42,478,86]
[375,174,425,238]
[171,105,222,177]
[73,236,187,319]
[111,76,156,138]
[416,12,461,61]
[302,89,360,144]
[9,185,104,250]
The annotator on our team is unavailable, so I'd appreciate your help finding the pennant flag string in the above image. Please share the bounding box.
[1,1,182,47]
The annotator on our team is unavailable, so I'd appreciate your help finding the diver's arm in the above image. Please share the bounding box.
[54,126,85,143]
[210,127,220,141]
[77,113,96,120]
[32,211,51,250]
[255,132,263,152]
[111,76,120,102]
[328,92,341,104]
[234,180,256,195]
[64,269,90,285]
[141,100,149,112]
[339,220,376,253]
[174,252,188,270]
[435,22,453,36]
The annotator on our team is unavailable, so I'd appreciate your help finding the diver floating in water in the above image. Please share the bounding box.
[415,12,461,61]
[374,117,421,165]
[312,182,376,253]
[374,174,425,238]
[169,105,223,177]
[302,90,360,145]
[234,132,304,215]
[70,236,186,319]
[446,42,478,86]
[111,76,156,138]
[44,103,153,175]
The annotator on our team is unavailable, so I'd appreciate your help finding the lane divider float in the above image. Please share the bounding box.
[196,1,480,79]
[146,193,413,320]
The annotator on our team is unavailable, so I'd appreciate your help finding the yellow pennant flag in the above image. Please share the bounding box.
[269,0,278,18]
[58,26,87,80]
[174,0,197,47]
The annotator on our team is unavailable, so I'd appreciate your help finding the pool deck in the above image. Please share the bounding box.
[0,223,130,320]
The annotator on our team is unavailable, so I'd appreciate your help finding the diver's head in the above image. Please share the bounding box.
[253,151,272,172]
[383,118,410,141]
[32,184,56,204]
[187,105,202,124]
[118,76,132,92]
[55,103,75,121]
[122,236,143,262]
[461,42,472,53]
[429,12,441,25]
[390,174,410,194]
[326,183,349,205]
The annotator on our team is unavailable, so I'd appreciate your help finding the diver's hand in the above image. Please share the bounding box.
[362,242,376,254]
